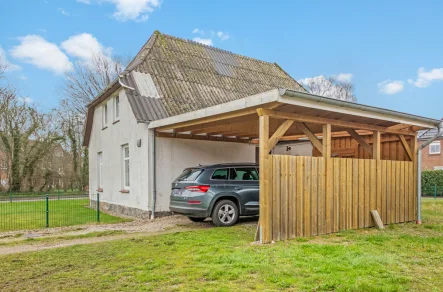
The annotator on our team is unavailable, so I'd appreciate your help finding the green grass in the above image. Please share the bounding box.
[0,199,129,231]
[0,199,442,291]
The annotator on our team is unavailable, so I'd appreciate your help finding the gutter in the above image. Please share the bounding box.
[416,122,443,224]
[118,57,144,91]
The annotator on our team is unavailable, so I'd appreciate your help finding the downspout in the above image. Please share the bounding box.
[416,122,443,224]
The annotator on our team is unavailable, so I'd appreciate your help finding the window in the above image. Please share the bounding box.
[230,167,259,181]
[429,141,441,154]
[123,145,130,189]
[114,96,120,121]
[211,169,229,180]
[97,152,103,189]
[102,104,108,128]
[175,168,203,181]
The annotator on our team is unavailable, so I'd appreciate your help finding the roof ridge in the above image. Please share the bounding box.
[156,31,284,69]
[273,62,307,92]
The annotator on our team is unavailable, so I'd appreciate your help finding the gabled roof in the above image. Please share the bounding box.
[83,30,306,146]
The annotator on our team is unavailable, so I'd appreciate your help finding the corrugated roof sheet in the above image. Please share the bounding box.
[125,31,306,121]
[418,128,442,140]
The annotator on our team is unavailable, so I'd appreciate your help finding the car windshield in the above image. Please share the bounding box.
[175,168,203,181]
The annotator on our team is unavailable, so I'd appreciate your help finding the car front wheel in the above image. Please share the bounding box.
[211,200,238,227]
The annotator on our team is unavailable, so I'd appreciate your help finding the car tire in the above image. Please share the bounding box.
[188,217,206,222]
[211,199,239,227]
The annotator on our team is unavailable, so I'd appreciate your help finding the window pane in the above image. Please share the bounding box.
[211,169,228,180]
[232,167,259,180]
[125,159,130,187]
[176,168,203,181]
[124,147,129,158]
[115,96,120,118]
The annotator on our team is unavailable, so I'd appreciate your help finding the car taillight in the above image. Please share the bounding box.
[187,200,202,205]
[185,185,210,193]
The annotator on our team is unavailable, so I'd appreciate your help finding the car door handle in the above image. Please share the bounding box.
[234,187,243,190]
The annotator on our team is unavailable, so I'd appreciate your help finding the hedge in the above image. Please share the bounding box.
[421,170,443,196]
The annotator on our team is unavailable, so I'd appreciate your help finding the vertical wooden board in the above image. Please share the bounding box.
[408,161,414,221]
[376,160,382,218]
[412,137,418,220]
[352,159,359,229]
[303,157,312,237]
[390,142,397,161]
[364,159,371,227]
[369,160,377,227]
[358,159,365,228]
[386,161,392,225]
[404,162,409,222]
[339,159,347,230]
[399,161,405,223]
[281,156,288,240]
[326,157,333,233]
[291,156,297,238]
[318,157,325,235]
[272,156,281,241]
[296,156,304,237]
[390,161,396,224]
[395,161,401,223]
[288,156,295,239]
[346,159,352,230]
[333,159,340,232]
[381,160,387,223]
[311,158,318,236]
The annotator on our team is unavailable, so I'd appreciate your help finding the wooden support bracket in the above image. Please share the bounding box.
[398,134,413,161]
[346,129,373,156]
[297,122,323,154]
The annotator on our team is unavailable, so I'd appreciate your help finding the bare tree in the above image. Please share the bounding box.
[301,76,357,102]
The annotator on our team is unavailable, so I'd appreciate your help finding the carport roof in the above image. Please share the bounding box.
[150,88,441,142]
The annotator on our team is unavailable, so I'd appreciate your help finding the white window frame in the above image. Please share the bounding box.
[102,104,108,128]
[97,152,103,189]
[429,141,441,155]
[114,96,120,121]
[122,145,130,190]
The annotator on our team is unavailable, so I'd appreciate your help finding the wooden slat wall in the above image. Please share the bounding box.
[267,155,416,242]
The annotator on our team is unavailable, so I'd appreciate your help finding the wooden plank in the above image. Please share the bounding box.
[259,114,271,243]
[311,158,318,236]
[358,159,365,228]
[347,129,373,155]
[370,159,377,227]
[289,156,296,238]
[267,120,295,151]
[352,159,359,229]
[408,161,414,221]
[272,156,281,241]
[370,210,385,229]
[281,156,289,240]
[376,159,382,220]
[297,122,323,154]
[404,162,409,222]
[333,159,340,232]
[364,159,371,227]
[373,131,381,160]
[323,124,331,158]
[303,157,312,236]
[296,156,304,237]
[257,108,416,136]
[390,161,396,224]
[395,161,401,223]
[381,160,387,223]
[400,161,405,222]
[326,157,333,233]
[346,159,353,230]
[339,159,347,230]
[318,157,325,235]
[412,136,418,221]
[399,135,413,161]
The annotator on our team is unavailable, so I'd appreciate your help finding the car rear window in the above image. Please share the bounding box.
[175,168,203,181]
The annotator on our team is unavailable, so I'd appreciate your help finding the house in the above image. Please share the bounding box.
[83,31,306,218]
[83,31,440,243]
[418,128,443,170]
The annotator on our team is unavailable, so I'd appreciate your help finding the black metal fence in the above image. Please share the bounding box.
[0,192,100,232]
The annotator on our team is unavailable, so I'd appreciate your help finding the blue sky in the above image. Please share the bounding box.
[1,0,443,119]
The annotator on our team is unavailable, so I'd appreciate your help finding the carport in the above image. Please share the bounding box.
[148,88,442,243]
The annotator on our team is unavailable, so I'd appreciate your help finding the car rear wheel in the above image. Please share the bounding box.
[211,200,238,227]
[188,217,206,222]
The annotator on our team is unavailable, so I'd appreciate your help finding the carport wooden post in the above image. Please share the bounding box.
[259,114,271,243]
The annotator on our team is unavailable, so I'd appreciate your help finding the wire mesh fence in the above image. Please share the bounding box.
[421,185,443,198]
[0,192,101,232]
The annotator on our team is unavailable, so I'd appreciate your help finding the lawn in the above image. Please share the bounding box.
[0,199,128,231]
[0,198,442,291]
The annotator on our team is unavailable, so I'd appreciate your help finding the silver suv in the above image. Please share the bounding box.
[169,163,259,226]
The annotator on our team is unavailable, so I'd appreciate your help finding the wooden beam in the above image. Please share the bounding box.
[370,210,385,229]
[257,108,415,136]
[155,131,251,143]
[322,124,331,158]
[267,120,294,151]
[386,123,411,131]
[259,114,271,243]
[373,131,381,160]
[399,134,413,161]
[297,122,323,154]
[346,129,373,155]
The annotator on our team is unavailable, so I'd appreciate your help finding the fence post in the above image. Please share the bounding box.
[435,185,437,200]
[97,193,100,222]
[46,194,49,228]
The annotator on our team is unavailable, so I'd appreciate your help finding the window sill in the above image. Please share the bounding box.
[120,189,130,193]
[102,126,108,130]
[112,119,120,125]
[429,153,441,155]
[97,188,103,192]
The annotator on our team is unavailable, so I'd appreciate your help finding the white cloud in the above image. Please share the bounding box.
[101,0,161,22]
[192,37,213,46]
[57,8,70,16]
[408,67,443,88]
[61,33,110,61]
[334,73,353,83]
[378,80,404,95]
[10,35,73,75]
[77,0,91,3]
[192,28,204,35]
[299,75,325,87]
[0,46,21,72]
[18,97,33,104]
[216,31,230,41]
